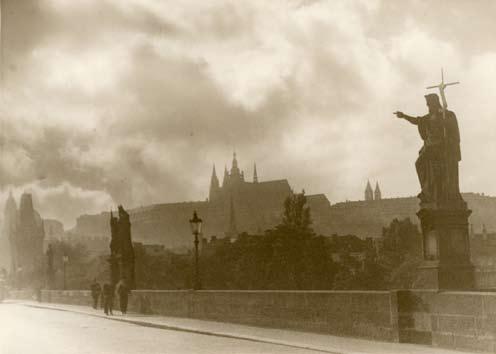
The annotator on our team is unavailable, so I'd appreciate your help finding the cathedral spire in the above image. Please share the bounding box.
[365,180,373,201]
[253,163,258,183]
[232,151,238,169]
[6,189,16,209]
[4,189,18,274]
[209,164,220,201]
[222,165,229,187]
[230,151,241,182]
[374,181,382,200]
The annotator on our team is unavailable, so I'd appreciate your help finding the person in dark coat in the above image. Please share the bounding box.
[117,280,129,315]
[90,279,102,309]
[102,283,114,315]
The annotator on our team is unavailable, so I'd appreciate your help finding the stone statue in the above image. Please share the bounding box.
[109,210,120,287]
[108,206,135,290]
[393,75,475,290]
[394,93,462,206]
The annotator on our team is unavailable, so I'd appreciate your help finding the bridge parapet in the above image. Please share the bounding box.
[9,289,496,352]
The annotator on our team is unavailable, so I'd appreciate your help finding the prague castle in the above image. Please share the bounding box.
[72,153,333,249]
[71,154,496,249]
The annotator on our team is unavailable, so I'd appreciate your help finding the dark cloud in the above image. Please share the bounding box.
[1,0,495,227]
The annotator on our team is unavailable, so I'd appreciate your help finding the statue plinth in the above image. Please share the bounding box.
[413,202,475,290]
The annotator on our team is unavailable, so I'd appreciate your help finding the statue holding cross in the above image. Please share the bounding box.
[394,70,462,207]
[393,70,475,289]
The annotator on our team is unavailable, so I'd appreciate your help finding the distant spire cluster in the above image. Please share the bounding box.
[207,152,262,239]
[365,180,382,201]
[209,152,259,202]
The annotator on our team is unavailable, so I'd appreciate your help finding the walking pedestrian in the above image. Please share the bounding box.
[102,283,114,315]
[90,279,102,309]
[117,280,129,315]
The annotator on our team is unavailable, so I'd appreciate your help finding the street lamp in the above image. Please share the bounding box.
[46,244,54,290]
[62,255,69,290]
[189,211,202,290]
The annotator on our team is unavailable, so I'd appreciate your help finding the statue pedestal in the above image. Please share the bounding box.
[413,204,475,290]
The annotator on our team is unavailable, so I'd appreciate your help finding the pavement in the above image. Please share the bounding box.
[2,300,473,354]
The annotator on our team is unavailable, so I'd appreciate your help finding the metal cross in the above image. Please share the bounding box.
[426,68,460,116]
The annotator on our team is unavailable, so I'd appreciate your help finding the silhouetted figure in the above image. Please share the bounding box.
[395,93,461,205]
[102,283,114,315]
[90,279,102,309]
[117,280,129,315]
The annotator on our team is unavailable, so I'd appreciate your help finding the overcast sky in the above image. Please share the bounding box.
[1,0,496,228]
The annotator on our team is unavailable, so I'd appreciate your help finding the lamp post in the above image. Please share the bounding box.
[46,244,54,290]
[189,211,202,290]
[62,255,69,290]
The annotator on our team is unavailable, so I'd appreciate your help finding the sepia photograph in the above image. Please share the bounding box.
[1,1,496,353]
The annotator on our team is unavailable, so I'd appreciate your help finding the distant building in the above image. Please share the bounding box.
[63,232,108,257]
[329,192,496,238]
[69,154,496,248]
[43,219,64,239]
[2,191,17,272]
[374,182,382,201]
[133,243,168,257]
[2,192,45,285]
[470,230,496,268]
[16,193,45,271]
[72,153,333,248]
[364,180,373,201]
[364,180,382,201]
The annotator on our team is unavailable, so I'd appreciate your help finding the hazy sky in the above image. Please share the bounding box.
[1,0,496,228]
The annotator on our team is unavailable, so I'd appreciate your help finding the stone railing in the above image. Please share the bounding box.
[126,290,399,342]
[397,289,496,353]
[8,289,496,352]
[29,289,399,342]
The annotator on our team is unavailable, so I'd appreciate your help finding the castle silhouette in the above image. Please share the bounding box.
[72,153,496,250]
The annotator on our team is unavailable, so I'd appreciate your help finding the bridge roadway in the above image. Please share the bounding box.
[0,302,465,354]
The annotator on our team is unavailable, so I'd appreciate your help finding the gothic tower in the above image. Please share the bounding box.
[365,180,373,201]
[15,192,45,287]
[209,164,220,201]
[222,165,229,187]
[4,191,17,273]
[374,182,382,200]
[109,210,120,287]
[253,163,258,183]
[230,152,242,184]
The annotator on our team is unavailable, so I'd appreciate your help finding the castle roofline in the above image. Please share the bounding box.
[306,193,330,201]
[256,179,290,185]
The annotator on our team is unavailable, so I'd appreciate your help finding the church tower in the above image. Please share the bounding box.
[374,182,382,200]
[253,163,258,183]
[4,191,18,273]
[222,165,229,187]
[15,192,45,286]
[209,164,220,201]
[230,152,242,184]
[365,180,373,201]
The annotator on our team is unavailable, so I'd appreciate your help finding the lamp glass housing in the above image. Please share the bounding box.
[189,211,202,235]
